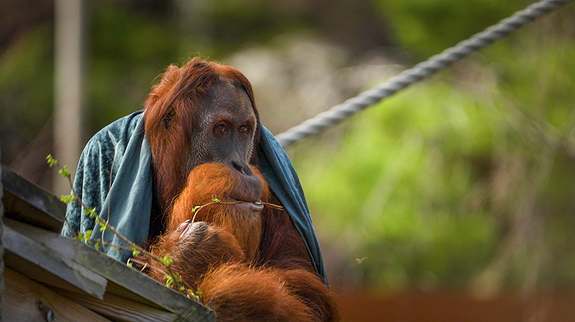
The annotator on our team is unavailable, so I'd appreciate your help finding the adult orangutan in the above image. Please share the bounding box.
[142,59,339,321]
[63,57,339,321]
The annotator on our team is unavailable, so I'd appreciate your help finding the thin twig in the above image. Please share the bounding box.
[191,198,284,223]
[49,155,198,301]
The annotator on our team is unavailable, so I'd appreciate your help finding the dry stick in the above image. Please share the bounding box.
[190,198,284,223]
[62,216,79,239]
[191,199,242,223]
[260,202,284,211]
[92,239,131,251]
[128,257,160,274]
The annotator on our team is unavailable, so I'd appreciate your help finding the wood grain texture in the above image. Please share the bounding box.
[3,219,107,299]
[4,268,111,322]
[1,165,65,232]
[4,218,215,322]
[56,288,178,322]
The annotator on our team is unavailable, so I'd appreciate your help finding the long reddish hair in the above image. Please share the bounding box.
[144,58,260,214]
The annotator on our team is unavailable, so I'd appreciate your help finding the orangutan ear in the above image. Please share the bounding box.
[163,107,175,129]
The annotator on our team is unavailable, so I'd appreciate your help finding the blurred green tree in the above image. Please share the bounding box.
[292,6,575,292]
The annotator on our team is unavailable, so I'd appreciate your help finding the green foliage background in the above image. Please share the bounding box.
[292,3,575,292]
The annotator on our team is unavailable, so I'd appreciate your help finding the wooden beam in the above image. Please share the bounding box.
[56,287,178,322]
[4,219,107,299]
[4,267,111,322]
[4,219,215,322]
[2,165,65,232]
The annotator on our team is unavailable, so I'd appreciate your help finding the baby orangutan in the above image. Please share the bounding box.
[143,163,339,322]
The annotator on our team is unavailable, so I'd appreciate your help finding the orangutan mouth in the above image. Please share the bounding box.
[229,198,264,213]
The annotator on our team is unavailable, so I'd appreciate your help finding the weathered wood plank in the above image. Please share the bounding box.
[4,267,112,322]
[5,219,216,322]
[3,219,108,299]
[56,287,178,322]
[1,165,65,232]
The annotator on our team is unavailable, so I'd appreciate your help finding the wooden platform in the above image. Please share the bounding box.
[1,165,215,322]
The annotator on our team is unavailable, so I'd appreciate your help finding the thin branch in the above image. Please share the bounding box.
[49,155,199,301]
[191,198,284,223]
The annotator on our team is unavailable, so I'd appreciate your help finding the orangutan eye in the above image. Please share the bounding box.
[214,123,227,134]
[238,125,249,133]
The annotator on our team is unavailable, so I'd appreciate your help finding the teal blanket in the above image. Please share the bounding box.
[62,111,327,282]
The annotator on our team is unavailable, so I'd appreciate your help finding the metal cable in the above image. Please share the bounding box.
[276,0,573,148]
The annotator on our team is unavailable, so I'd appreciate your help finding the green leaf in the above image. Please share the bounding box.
[46,154,58,168]
[129,245,141,257]
[60,194,74,203]
[191,205,201,213]
[84,230,93,242]
[161,254,173,267]
[59,165,71,177]
[84,208,97,218]
[173,272,181,283]
[212,195,220,203]
[164,275,174,287]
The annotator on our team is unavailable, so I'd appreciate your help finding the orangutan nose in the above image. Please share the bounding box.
[231,159,253,176]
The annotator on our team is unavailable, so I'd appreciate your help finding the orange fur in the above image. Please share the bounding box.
[199,264,316,322]
[144,163,340,321]
[169,163,268,261]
